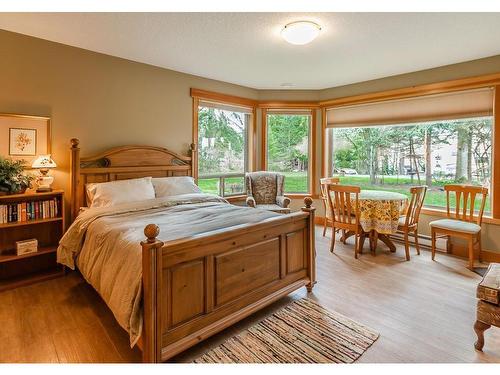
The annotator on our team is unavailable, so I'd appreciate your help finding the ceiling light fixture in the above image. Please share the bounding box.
[281,21,321,45]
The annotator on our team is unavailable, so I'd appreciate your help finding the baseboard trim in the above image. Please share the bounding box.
[315,216,500,263]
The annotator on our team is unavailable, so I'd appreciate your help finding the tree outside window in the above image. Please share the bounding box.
[267,113,310,193]
[327,117,492,212]
[197,105,250,196]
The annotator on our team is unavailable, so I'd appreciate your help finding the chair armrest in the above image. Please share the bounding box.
[246,196,256,208]
[276,195,291,208]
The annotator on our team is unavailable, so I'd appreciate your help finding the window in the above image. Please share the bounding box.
[326,117,493,212]
[197,101,252,197]
[265,111,312,193]
[324,87,495,213]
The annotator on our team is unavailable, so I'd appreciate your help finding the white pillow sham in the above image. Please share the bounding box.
[152,176,201,197]
[86,177,155,208]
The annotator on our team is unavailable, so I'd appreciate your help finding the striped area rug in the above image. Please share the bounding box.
[194,298,379,363]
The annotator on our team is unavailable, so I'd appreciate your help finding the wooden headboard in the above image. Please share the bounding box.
[69,138,195,222]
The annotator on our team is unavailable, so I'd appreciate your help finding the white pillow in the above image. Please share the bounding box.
[152,176,201,197]
[86,177,155,208]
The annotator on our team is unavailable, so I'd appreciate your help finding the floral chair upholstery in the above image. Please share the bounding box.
[245,171,291,214]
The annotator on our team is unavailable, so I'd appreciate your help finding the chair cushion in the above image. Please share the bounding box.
[247,172,278,204]
[429,218,481,233]
[477,263,500,305]
[255,204,291,214]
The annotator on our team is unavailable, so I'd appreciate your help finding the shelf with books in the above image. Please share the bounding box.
[0,216,63,229]
[0,190,65,291]
[0,189,63,225]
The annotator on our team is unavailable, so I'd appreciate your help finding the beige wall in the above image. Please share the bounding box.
[0,30,258,198]
[258,90,320,102]
[319,54,500,100]
[1,29,499,254]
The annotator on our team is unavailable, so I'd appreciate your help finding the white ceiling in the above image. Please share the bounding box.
[1,12,500,89]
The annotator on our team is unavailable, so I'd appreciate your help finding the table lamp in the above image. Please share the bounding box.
[31,155,57,192]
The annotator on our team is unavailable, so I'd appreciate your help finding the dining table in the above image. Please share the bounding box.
[339,189,408,255]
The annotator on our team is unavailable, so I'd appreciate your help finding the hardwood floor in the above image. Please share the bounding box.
[1,226,499,363]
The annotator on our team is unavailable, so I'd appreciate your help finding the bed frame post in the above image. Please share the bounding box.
[141,224,164,363]
[190,143,197,181]
[70,138,80,223]
[302,197,317,292]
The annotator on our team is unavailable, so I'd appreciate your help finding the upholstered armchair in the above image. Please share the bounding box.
[245,171,291,214]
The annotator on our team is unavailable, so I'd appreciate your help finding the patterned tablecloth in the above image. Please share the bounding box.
[324,190,408,234]
[355,190,408,234]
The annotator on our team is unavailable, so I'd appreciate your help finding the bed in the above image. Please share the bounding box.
[60,138,316,362]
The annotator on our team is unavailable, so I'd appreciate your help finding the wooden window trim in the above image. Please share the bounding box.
[493,85,500,218]
[258,101,320,109]
[191,96,199,181]
[191,89,257,188]
[190,88,258,108]
[319,72,500,108]
[261,107,317,196]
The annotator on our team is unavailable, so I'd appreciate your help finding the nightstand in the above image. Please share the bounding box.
[0,190,65,291]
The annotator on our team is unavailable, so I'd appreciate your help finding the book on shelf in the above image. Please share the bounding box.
[0,196,61,224]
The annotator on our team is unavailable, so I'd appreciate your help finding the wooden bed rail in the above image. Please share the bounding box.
[141,224,164,363]
[141,197,316,362]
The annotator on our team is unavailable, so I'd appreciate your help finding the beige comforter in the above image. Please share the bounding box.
[57,193,278,346]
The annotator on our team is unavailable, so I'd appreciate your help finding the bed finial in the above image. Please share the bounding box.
[70,138,81,224]
[144,224,160,243]
[304,196,313,209]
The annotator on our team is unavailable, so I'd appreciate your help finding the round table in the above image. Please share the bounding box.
[340,190,408,255]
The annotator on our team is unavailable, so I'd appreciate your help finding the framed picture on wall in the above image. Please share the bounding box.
[9,128,37,156]
[0,113,51,167]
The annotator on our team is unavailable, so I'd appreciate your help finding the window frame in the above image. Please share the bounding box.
[191,89,257,199]
[320,79,500,221]
[261,106,317,197]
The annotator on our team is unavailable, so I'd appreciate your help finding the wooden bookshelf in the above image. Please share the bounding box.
[0,190,65,291]
[0,245,57,263]
[0,217,63,229]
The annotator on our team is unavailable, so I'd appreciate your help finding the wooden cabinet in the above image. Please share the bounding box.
[0,190,65,291]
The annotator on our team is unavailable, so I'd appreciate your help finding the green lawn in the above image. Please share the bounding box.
[198,173,490,213]
[283,172,308,193]
[198,172,308,196]
[338,175,490,212]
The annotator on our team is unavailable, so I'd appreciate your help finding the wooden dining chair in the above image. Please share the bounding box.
[430,184,488,269]
[397,185,427,261]
[320,177,340,236]
[326,184,365,259]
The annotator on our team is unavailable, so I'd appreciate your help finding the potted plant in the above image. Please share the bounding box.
[0,157,34,195]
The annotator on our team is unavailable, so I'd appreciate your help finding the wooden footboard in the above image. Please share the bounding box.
[140,197,316,362]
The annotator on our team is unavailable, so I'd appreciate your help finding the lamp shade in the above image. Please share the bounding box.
[281,21,321,45]
[32,155,57,169]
